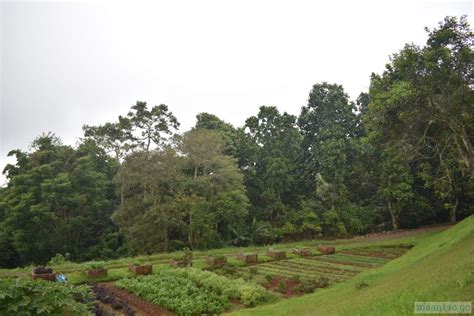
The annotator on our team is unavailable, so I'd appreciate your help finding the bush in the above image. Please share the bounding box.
[47,253,70,266]
[0,278,94,315]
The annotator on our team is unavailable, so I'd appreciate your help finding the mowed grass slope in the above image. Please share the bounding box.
[233,216,474,316]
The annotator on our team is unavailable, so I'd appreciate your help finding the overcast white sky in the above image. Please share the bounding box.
[0,0,472,186]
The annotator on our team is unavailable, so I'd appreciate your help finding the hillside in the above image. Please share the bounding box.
[233,216,474,315]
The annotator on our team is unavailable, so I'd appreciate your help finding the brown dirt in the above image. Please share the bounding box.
[102,282,175,316]
[264,276,302,298]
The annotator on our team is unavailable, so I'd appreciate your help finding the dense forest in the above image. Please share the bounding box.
[0,16,472,268]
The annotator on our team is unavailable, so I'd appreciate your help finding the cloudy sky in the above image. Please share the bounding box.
[0,0,472,185]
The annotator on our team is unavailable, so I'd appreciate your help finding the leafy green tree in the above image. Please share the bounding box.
[0,134,119,265]
[178,129,249,248]
[366,16,474,225]
[242,106,302,228]
[127,101,179,152]
[378,151,414,230]
[113,149,185,253]
[298,83,360,210]
[83,116,134,160]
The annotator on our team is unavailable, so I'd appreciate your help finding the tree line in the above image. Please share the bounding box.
[0,16,472,267]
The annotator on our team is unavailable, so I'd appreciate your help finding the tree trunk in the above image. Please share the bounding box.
[450,196,459,224]
[388,200,400,230]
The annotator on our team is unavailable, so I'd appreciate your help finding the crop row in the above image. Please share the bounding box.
[253,266,348,283]
[115,271,231,315]
[252,264,350,282]
[342,247,408,259]
[169,268,275,306]
[268,260,360,277]
[309,256,378,268]
[291,257,367,272]
[328,253,388,265]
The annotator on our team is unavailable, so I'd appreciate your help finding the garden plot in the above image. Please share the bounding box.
[243,258,363,284]
[239,245,409,293]
[114,268,275,315]
[340,245,410,259]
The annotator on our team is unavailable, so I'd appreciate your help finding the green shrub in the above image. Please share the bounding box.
[47,253,70,266]
[0,278,94,315]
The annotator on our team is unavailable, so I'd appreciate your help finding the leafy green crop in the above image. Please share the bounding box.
[116,271,230,315]
[0,278,94,315]
[172,268,275,306]
[83,261,106,270]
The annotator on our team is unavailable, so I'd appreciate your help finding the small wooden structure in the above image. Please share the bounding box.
[169,259,187,268]
[84,268,108,277]
[238,253,258,264]
[31,272,56,281]
[207,256,227,267]
[267,250,286,260]
[129,264,153,275]
[317,245,335,255]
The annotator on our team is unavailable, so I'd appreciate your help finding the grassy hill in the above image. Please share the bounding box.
[233,216,474,315]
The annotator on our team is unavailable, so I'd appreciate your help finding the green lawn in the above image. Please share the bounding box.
[232,216,474,315]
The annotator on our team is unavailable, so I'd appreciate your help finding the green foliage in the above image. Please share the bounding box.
[365,16,474,225]
[181,247,193,266]
[47,253,70,266]
[83,261,105,270]
[116,270,237,314]
[171,268,276,306]
[0,278,94,315]
[294,277,329,294]
[0,134,119,266]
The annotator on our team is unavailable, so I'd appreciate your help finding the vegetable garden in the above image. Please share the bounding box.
[0,243,411,315]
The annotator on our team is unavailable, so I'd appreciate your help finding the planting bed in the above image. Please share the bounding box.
[93,282,173,315]
[340,245,410,259]
[114,268,275,315]
[239,245,410,295]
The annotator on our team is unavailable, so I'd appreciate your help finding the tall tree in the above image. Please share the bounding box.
[298,83,360,210]
[127,101,179,152]
[0,134,119,265]
[366,16,474,224]
[242,106,302,228]
[178,129,249,248]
